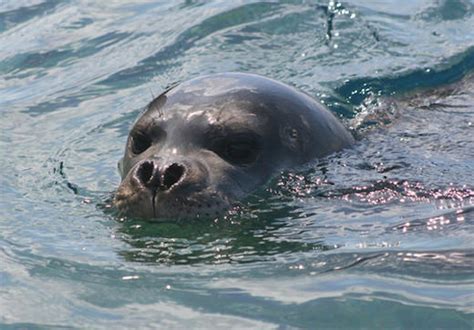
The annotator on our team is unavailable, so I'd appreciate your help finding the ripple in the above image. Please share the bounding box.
[0,0,63,32]
[1,0,474,327]
[98,2,283,90]
[1,31,133,78]
[335,45,474,106]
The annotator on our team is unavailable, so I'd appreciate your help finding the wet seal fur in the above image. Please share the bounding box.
[114,72,354,220]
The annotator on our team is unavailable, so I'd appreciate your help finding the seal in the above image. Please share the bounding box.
[114,72,354,220]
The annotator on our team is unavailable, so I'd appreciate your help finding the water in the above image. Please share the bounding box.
[1,0,473,328]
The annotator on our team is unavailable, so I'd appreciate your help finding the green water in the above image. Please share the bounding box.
[1,0,473,328]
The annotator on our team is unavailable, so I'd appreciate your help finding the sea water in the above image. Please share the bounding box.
[1,1,473,328]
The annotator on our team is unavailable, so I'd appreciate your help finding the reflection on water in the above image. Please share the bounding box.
[1,0,473,328]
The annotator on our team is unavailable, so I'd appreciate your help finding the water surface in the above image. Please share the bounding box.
[1,0,473,328]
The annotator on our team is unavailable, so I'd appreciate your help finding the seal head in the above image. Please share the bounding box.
[114,73,354,219]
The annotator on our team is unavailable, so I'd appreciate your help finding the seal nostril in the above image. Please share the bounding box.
[162,163,185,190]
[137,161,154,185]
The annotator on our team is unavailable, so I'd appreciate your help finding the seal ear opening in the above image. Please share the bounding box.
[118,158,124,178]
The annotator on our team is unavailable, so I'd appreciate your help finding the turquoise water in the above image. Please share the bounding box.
[1,0,473,328]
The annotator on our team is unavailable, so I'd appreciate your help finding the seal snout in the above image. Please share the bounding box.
[134,160,186,191]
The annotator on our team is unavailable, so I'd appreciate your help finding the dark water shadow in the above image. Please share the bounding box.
[115,193,334,265]
[333,45,474,107]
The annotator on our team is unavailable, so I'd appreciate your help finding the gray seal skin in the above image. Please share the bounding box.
[114,72,354,219]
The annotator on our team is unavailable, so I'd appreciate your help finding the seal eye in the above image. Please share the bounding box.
[225,142,254,164]
[212,134,260,166]
[130,131,151,155]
